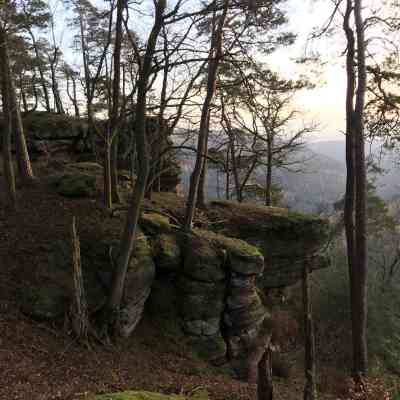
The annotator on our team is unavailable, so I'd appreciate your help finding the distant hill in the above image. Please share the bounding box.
[179,138,400,214]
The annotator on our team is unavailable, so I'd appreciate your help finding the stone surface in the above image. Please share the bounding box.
[183,235,225,283]
[153,234,182,271]
[207,200,330,289]
[54,172,97,197]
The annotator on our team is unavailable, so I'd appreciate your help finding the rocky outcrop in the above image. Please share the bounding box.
[24,225,155,337]
[0,111,87,155]
[22,191,329,384]
[207,200,330,289]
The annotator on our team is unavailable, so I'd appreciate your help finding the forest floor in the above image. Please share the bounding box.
[0,158,338,400]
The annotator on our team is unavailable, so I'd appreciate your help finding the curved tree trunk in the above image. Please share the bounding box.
[103,0,166,337]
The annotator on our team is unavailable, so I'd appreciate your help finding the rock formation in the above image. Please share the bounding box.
[21,168,330,383]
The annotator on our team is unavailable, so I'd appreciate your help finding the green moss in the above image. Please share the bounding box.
[153,234,181,271]
[208,200,329,242]
[66,162,103,174]
[55,172,97,197]
[193,229,262,259]
[188,334,227,363]
[89,391,185,400]
[89,391,208,400]
[140,213,172,235]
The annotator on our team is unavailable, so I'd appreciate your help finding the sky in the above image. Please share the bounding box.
[267,0,348,142]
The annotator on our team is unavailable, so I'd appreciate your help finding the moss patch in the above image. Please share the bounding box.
[193,229,262,259]
[89,391,186,400]
[208,200,329,242]
[55,172,97,197]
[140,213,172,235]
[89,391,208,400]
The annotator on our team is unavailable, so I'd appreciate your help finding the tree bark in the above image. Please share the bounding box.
[109,0,126,205]
[353,0,368,378]
[104,0,166,336]
[184,0,230,231]
[29,31,51,112]
[0,27,34,184]
[343,0,368,379]
[303,261,317,400]
[0,31,17,208]
[265,135,273,206]
[70,217,90,343]
[257,348,273,400]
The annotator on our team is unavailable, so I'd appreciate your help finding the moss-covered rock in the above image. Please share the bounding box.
[120,228,156,337]
[187,333,227,365]
[153,234,182,271]
[65,162,103,174]
[89,390,208,400]
[88,391,183,400]
[140,213,172,235]
[181,292,225,320]
[183,235,225,283]
[20,284,69,320]
[178,277,225,295]
[183,318,221,337]
[55,172,97,197]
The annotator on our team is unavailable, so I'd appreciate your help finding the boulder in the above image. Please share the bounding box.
[55,172,97,197]
[208,201,330,289]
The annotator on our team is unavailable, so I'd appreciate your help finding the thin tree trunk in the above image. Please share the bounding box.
[196,113,211,208]
[343,0,368,379]
[70,216,90,343]
[353,0,368,377]
[303,261,317,400]
[257,348,273,400]
[265,136,273,206]
[29,32,51,112]
[0,35,17,208]
[0,27,34,183]
[184,0,230,231]
[109,0,125,205]
[104,0,166,336]
[225,148,230,200]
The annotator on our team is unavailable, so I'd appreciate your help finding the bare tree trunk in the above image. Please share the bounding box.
[109,0,125,205]
[221,93,242,202]
[0,27,34,183]
[257,348,273,400]
[103,0,166,336]
[184,0,230,231]
[70,217,90,343]
[343,0,368,379]
[196,113,211,208]
[265,135,273,206]
[303,261,317,400]
[225,148,230,200]
[353,0,368,378]
[29,31,51,112]
[0,34,17,208]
